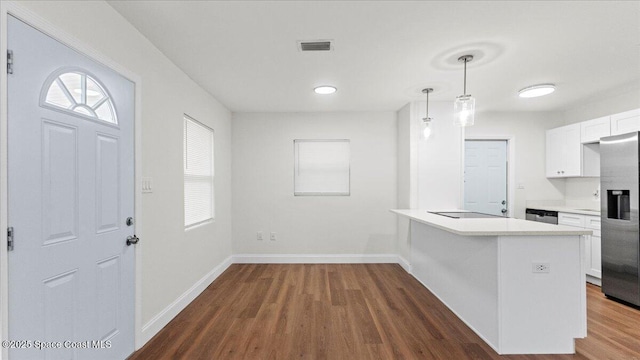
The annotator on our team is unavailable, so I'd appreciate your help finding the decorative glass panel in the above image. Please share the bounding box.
[73,106,93,117]
[43,70,117,124]
[45,81,73,109]
[58,72,83,104]
[94,102,115,122]
[86,77,106,108]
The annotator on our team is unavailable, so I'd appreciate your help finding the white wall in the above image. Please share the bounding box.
[464,111,565,219]
[563,86,640,125]
[232,112,397,255]
[397,104,412,214]
[13,0,233,334]
[416,101,464,209]
[395,100,463,261]
[396,103,412,262]
[564,177,600,209]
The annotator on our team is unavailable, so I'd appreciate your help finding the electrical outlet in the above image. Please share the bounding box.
[270,232,276,241]
[532,262,550,273]
[257,231,263,241]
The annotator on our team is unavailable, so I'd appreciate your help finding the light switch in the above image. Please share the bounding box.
[142,177,153,193]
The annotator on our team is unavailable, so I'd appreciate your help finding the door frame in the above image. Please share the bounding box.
[0,2,144,358]
[463,136,515,217]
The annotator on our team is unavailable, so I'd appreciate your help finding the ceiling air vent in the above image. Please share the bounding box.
[298,40,333,52]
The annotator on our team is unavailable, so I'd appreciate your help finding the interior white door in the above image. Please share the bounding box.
[464,140,508,216]
[7,16,135,360]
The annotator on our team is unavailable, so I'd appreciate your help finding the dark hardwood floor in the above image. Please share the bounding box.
[129,264,640,359]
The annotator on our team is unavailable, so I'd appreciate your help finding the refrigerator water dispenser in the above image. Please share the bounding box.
[607,190,630,221]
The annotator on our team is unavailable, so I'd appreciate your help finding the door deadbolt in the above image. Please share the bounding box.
[126,217,134,226]
[501,200,506,205]
[126,235,139,246]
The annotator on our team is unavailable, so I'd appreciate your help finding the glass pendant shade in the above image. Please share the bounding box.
[421,88,434,139]
[454,94,475,127]
[422,120,432,139]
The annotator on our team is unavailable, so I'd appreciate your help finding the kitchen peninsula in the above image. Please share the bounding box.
[392,209,592,355]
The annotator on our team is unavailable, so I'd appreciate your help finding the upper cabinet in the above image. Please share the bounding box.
[581,116,611,143]
[546,108,639,178]
[546,123,581,178]
[611,108,640,136]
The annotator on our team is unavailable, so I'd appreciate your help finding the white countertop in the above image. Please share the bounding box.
[392,209,592,236]
[527,205,600,216]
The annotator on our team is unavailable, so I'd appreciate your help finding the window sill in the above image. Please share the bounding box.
[185,218,214,231]
[294,192,350,196]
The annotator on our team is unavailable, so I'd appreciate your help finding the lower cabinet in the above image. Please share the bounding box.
[589,229,602,278]
[559,212,601,283]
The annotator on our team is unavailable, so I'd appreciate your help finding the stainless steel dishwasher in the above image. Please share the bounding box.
[525,208,559,225]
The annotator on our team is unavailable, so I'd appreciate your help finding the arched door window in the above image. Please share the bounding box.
[41,69,117,124]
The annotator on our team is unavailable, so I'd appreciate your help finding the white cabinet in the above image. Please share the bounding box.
[558,212,601,282]
[546,124,581,178]
[585,215,601,230]
[611,108,640,135]
[547,108,640,179]
[558,212,585,227]
[589,228,602,279]
[580,116,611,143]
[584,216,601,279]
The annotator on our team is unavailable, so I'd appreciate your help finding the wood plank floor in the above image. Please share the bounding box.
[129,264,640,360]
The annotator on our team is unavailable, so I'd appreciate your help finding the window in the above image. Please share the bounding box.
[294,139,350,196]
[42,69,117,124]
[184,116,214,227]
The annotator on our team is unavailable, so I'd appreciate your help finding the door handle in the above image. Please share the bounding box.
[126,235,140,246]
[501,209,507,214]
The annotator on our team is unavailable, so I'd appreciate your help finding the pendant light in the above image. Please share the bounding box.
[422,88,434,139]
[454,54,475,127]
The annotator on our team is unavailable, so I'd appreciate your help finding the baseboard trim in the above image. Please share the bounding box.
[140,255,233,345]
[397,255,411,273]
[586,275,601,287]
[232,253,400,264]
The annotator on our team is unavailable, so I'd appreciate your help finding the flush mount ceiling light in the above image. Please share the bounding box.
[314,85,337,95]
[518,84,556,98]
[453,54,475,127]
[422,88,434,139]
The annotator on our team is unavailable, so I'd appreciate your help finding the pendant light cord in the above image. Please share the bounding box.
[463,58,467,95]
[426,91,429,120]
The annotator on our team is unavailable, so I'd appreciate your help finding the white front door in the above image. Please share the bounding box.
[8,16,135,360]
[464,140,508,216]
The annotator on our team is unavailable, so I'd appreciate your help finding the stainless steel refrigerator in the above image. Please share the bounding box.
[601,131,639,305]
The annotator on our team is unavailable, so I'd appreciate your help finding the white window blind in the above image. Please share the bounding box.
[184,116,214,227]
[294,139,350,196]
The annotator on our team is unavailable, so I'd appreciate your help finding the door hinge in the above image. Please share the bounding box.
[7,50,13,74]
[7,227,14,251]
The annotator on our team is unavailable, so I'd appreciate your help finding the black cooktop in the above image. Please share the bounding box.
[429,211,505,219]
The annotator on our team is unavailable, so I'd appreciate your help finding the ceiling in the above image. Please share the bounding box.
[108,1,640,113]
